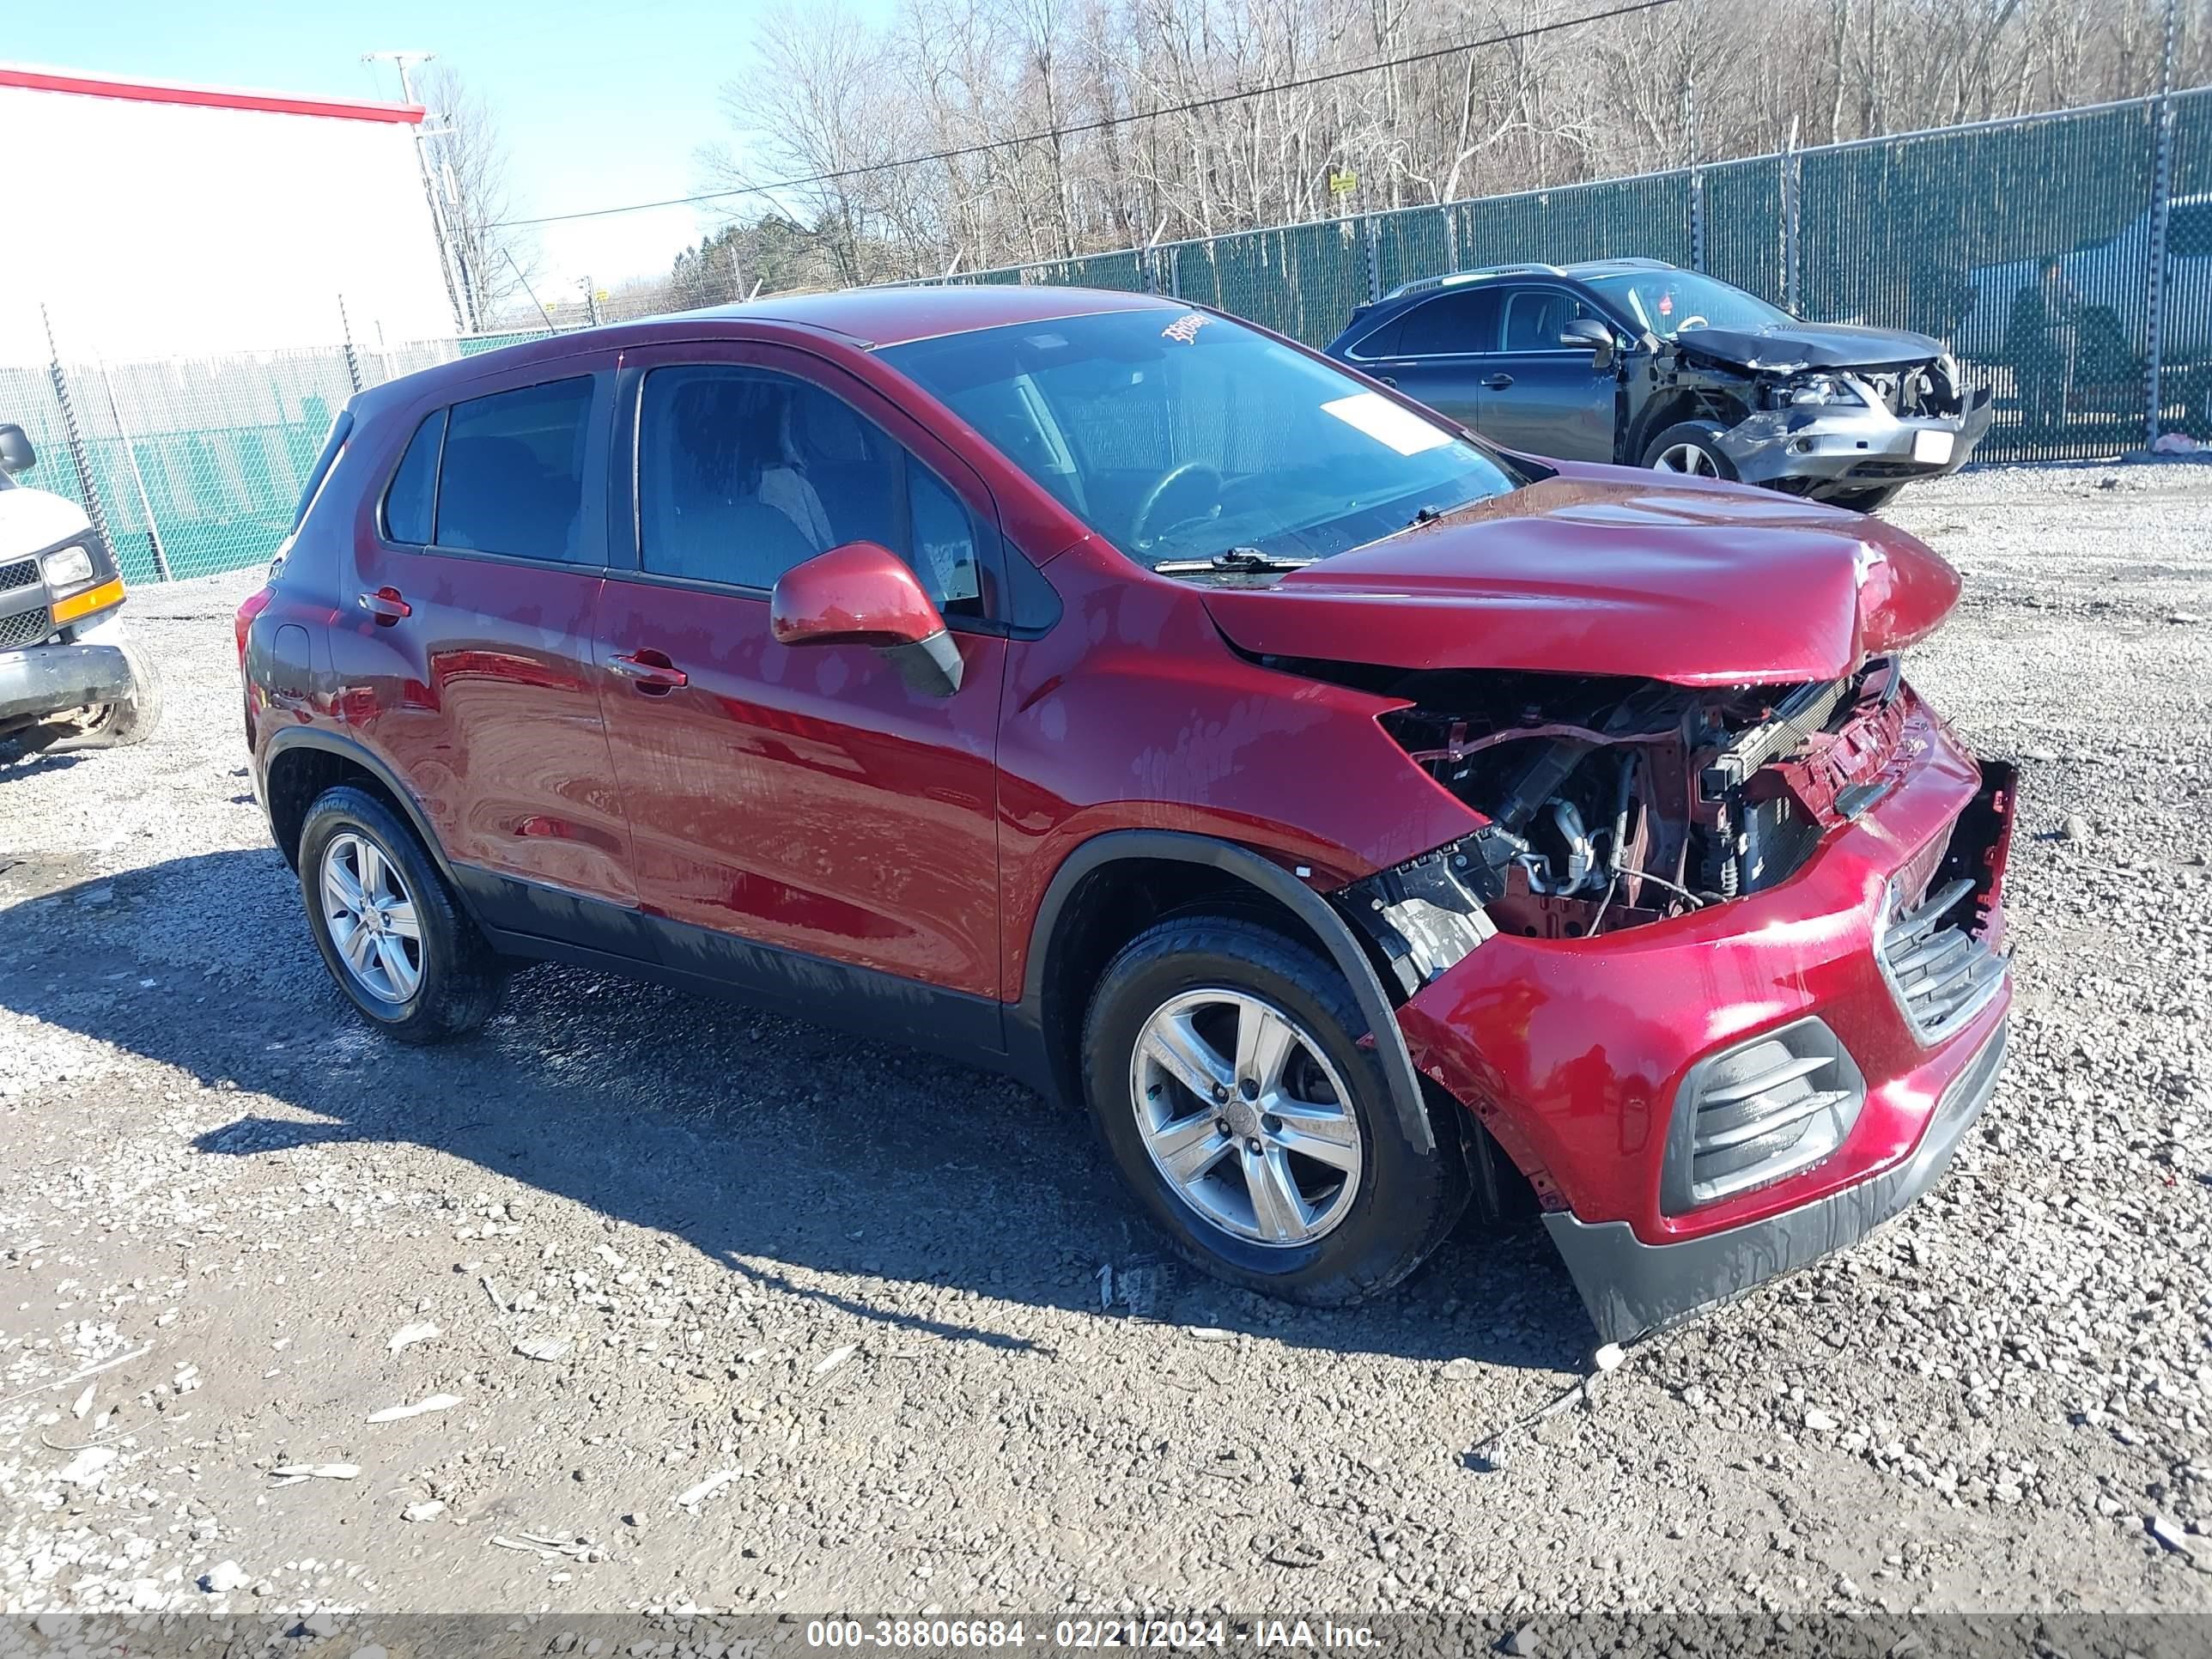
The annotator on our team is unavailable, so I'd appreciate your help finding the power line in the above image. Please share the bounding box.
[491,0,1681,228]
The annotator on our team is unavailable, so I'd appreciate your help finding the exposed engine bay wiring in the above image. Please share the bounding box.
[1319,653,1911,991]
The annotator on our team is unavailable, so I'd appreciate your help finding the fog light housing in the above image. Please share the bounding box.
[1662,1017,1865,1213]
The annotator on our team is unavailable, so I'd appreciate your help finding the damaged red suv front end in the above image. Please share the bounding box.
[1206,465,2014,1343]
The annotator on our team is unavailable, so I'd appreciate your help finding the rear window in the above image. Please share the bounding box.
[434,378,596,562]
[1399,287,1503,356]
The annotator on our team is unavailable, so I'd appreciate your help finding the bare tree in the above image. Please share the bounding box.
[672,0,2208,288]
[414,64,539,327]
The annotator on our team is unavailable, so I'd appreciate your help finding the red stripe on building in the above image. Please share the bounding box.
[0,64,424,125]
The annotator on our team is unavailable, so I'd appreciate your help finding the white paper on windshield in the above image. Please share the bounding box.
[1321,392,1454,456]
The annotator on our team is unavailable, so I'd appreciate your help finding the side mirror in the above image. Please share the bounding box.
[1559,318,1616,368]
[0,423,35,476]
[769,540,963,696]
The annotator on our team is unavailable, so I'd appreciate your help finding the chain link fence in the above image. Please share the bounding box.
[3,329,485,583]
[7,90,2209,586]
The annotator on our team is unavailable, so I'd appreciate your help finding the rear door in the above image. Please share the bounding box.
[592,339,1009,1042]
[1476,284,1620,460]
[335,357,640,934]
[1348,285,1504,427]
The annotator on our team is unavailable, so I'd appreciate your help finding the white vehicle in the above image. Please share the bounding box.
[0,422,162,753]
[1956,195,2212,362]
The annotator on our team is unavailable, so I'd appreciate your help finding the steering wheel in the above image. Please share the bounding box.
[1129,463,1223,550]
[1676,314,1710,332]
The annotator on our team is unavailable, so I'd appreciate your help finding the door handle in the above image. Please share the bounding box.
[356,586,410,623]
[1482,374,1516,390]
[1374,374,1398,387]
[609,650,688,693]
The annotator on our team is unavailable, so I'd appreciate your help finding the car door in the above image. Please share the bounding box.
[336,359,641,936]
[593,340,1009,1049]
[1347,284,1504,426]
[1476,284,1620,461]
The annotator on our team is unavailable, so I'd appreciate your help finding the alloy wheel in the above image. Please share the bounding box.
[320,831,424,1005]
[1129,988,1364,1247]
[1653,442,1720,476]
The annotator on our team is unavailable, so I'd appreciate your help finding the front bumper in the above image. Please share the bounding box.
[1717,388,1995,497]
[0,639,134,724]
[1396,690,2014,1342]
[1547,1016,2006,1344]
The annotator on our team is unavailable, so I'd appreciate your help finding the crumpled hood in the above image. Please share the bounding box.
[1199,467,1962,688]
[1671,319,1948,373]
[0,485,94,558]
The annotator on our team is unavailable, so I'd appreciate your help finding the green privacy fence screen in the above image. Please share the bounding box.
[947,91,2212,469]
[8,91,2209,584]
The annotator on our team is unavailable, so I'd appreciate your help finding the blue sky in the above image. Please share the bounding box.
[8,0,895,294]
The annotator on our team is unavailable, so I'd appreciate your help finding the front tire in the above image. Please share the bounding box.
[1641,420,1738,481]
[1081,915,1467,1306]
[52,641,164,750]
[298,786,505,1043]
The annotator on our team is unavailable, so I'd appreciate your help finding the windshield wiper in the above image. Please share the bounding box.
[1152,546,1318,575]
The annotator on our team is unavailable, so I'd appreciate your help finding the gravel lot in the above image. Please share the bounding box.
[0,460,2208,1632]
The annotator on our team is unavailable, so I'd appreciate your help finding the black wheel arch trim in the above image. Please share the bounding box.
[258,726,460,884]
[1014,829,1437,1154]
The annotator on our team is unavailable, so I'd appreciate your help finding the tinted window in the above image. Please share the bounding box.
[381,409,444,544]
[1398,288,1503,356]
[1498,288,1591,351]
[2169,203,2212,246]
[882,308,1521,572]
[1349,316,1402,358]
[637,365,985,613]
[434,378,594,560]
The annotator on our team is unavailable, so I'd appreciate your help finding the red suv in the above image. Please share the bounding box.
[238,286,2014,1343]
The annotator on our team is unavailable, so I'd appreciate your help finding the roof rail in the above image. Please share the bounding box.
[1380,262,1564,301]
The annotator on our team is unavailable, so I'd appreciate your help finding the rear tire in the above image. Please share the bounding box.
[1080,915,1467,1306]
[1641,420,1738,481]
[298,786,505,1044]
[51,641,164,750]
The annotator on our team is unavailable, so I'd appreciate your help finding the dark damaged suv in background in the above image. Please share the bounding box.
[1328,258,1992,512]
[237,285,2014,1345]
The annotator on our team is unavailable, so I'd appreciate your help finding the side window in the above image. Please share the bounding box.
[1499,288,1587,352]
[1397,288,1503,356]
[908,467,985,617]
[638,364,992,616]
[1350,316,1403,359]
[2167,203,2212,252]
[380,409,444,544]
[434,377,595,561]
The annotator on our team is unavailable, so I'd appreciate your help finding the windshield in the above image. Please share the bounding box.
[1583,270,1791,341]
[879,307,1521,571]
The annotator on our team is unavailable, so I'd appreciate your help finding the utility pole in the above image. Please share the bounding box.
[2145,0,2179,446]
[365,50,475,334]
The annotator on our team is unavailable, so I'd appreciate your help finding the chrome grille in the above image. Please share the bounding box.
[0,605,52,649]
[1664,1018,1865,1213]
[1880,876,2006,1042]
[0,558,37,592]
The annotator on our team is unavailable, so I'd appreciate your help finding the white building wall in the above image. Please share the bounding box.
[0,74,457,365]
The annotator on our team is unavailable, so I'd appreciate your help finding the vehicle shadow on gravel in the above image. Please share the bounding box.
[0,851,1590,1372]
